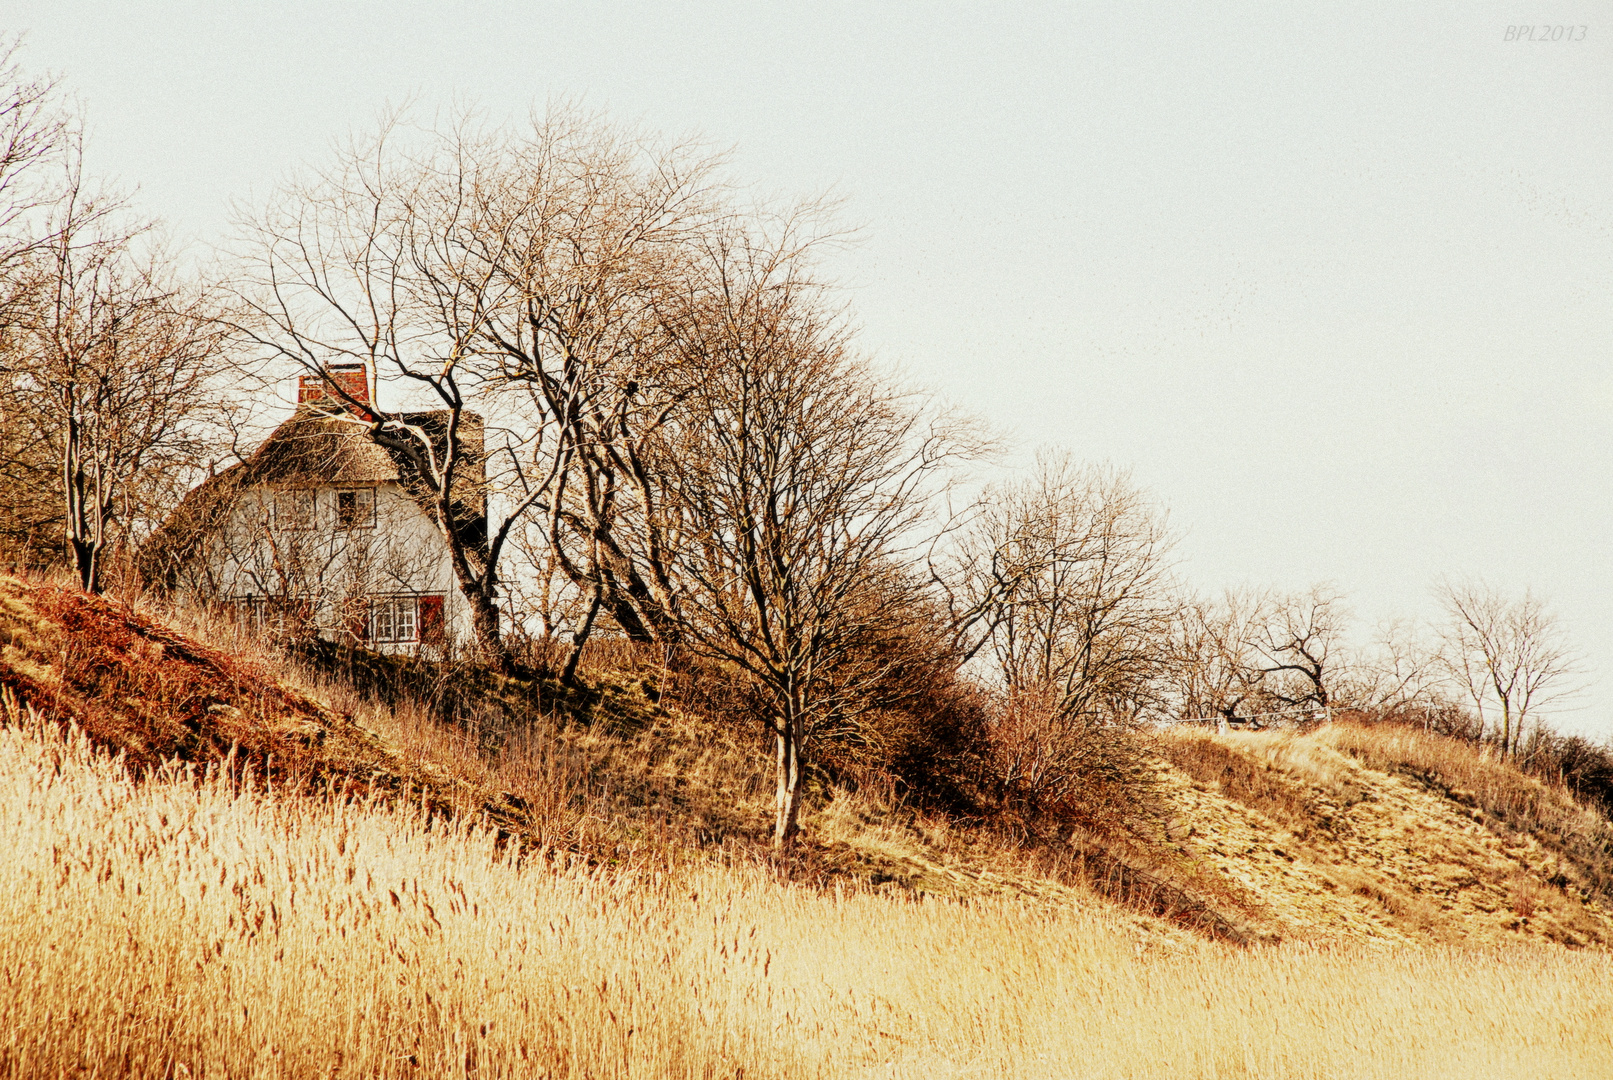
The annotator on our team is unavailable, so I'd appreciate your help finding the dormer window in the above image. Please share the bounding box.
[336,488,375,530]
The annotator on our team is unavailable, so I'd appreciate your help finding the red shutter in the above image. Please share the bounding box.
[419,594,446,646]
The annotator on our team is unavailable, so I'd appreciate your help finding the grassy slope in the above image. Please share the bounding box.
[1158,727,1613,947]
[1,572,1610,953]
[8,574,1613,1075]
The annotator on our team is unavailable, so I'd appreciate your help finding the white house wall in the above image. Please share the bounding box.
[182,480,472,656]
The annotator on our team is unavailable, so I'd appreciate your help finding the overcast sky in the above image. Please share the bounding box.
[4,2,1610,735]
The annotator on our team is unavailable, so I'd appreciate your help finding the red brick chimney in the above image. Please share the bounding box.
[297,364,371,409]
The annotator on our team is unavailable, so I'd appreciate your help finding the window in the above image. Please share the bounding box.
[336,488,375,530]
[275,488,315,530]
[369,593,447,645]
[229,596,265,630]
[229,595,313,640]
[267,597,315,639]
[372,596,418,643]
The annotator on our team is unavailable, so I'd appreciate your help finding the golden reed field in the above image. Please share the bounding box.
[5,713,1612,1080]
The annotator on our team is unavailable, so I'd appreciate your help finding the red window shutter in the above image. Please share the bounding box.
[419,594,446,646]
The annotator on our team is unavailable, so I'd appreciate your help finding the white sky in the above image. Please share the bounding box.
[4,2,1610,735]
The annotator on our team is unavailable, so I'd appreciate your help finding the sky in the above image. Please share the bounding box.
[3,2,1610,735]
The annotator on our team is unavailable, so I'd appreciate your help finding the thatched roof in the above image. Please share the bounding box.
[139,405,487,590]
[247,413,405,486]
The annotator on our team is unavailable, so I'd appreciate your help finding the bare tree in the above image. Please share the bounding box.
[232,108,722,673]
[0,40,73,565]
[653,221,970,847]
[1336,616,1445,715]
[959,452,1177,727]
[1173,589,1479,734]
[0,383,62,565]
[1,148,228,593]
[1435,578,1581,757]
[1251,584,1350,714]
[1170,587,1274,726]
[469,122,728,681]
[0,37,68,288]
[232,118,511,666]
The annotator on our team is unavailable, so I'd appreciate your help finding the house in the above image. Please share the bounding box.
[143,364,485,657]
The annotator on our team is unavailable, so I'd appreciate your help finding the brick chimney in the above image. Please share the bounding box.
[297,364,371,410]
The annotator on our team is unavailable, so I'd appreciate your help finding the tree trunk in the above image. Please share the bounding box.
[772,710,804,849]
[466,586,513,675]
[561,586,604,686]
[70,537,99,593]
[63,423,104,595]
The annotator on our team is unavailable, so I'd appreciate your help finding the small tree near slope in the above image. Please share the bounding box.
[655,222,973,848]
[1436,578,1581,759]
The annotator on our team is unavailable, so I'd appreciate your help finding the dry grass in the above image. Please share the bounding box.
[1157,733,1323,836]
[6,714,1613,1079]
[1155,725,1613,948]
[22,573,1613,950]
[0,574,777,865]
[1325,723,1613,902]
[1329,724,1586,825]
[64,579,1259,932]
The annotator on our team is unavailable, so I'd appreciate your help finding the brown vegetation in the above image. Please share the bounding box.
[10,569,1613,953]
[3,572,1613,1074]
[2,40,1612,1078]
[6,709,1613,1079]
[1327,722,1613,904]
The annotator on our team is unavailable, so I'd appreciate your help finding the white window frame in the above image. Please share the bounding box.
[230,595,314,637]
[275,488,316,530]
[231,596,266,630]
[371,595,419,643]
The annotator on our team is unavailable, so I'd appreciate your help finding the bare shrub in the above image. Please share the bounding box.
[1331,700,1484,743]
[1508,873,1546,921]
[952,452,1178,727]
[1525,730,1613,819]
[799,599,992,815]
[981,684,1162,839]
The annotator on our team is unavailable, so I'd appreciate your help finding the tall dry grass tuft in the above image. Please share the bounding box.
[6,711,1613,1079]
[9,575,774,866]
[0,705,792,1079]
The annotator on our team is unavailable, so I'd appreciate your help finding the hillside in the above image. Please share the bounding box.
[5,573,1613,1077]
[1,572,1610,953]
[1157,726,1613,947]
